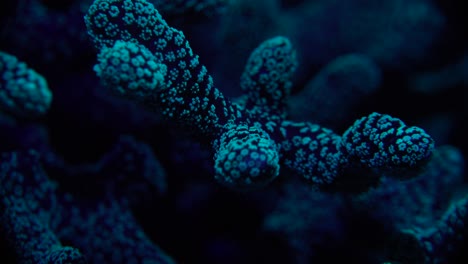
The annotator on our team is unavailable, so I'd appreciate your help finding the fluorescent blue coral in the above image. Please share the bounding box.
[354,145,464,231]
[341,112,434,168]
[213,122,280,189]
[84,0,435,190]
[86,0,241,138]
[44,247,88,264]
[54,194,175,264]
[0,51,52,118]
[98,135,169,201]
[279,121,343,185]
[94,40,167,102]
[412,195,468,264]
[0,150,87,264]
[84,0,168,49]
[10,135,173,263]
[240,36,297,116]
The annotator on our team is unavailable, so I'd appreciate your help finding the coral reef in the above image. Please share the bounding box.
[1,0,467,263]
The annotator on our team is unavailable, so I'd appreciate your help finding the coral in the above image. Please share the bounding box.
[53,194,175,264]
[1,135,172,263]
[0,0,467,263]
[42,134,168,205]
[417,194,468,263]
[213,122,280,188]
[85,0,434,190]
[0,150,87,264]
[85,0,241,140]
[0,51,52,118]
[239,35,297,117]
[341,112,434,169]
[277,120,343,185]
[355,145,464,231]
[94,40,167,103]
[265,145,465,263]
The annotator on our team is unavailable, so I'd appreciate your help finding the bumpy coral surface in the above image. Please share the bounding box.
[1,0,467,263]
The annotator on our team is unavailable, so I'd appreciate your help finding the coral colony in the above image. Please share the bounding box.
[1,0,467,263]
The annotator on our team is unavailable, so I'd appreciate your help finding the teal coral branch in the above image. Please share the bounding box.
[240,36,297,118]
[0,51,52,118]
[86,0,242,140]
[94,40,167,103]
[85,0,435,190]
[0,150,87,264]
[341,112,434,168]
[213,122,280,188]
[1,136,173,263]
